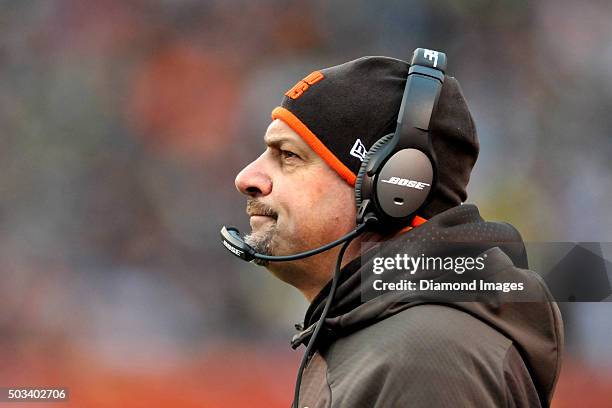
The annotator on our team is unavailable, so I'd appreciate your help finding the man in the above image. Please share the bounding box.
[232,56,563,407]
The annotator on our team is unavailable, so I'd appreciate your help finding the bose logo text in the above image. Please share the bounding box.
[223,240,244,257]
[381,177,430,190]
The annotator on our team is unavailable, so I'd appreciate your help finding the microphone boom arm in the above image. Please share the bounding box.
[220,215,376,263]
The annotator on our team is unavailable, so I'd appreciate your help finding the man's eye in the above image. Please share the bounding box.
[280,150,299,160]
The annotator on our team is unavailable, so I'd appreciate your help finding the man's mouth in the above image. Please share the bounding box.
[247,212,278,222]
[249,214,276,230]
[246,199,278,220]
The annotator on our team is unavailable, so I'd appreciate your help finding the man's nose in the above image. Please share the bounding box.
[235,157,272,197]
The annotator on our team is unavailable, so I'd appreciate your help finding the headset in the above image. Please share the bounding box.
[220,48,446,408]
[355,48,446,230]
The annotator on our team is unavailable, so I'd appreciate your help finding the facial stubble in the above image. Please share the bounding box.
[244,221,277,266]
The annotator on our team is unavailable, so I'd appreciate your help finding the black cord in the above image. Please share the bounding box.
[292,236,356,408]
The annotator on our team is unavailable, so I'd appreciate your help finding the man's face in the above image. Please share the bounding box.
[235,119,356,270]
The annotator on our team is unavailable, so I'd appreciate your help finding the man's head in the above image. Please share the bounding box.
[234,56,479,299]
[235,119,357,296]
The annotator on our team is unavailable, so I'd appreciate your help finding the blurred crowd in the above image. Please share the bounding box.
[0,0,611,406]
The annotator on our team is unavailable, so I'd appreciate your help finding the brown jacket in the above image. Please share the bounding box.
[292,205,564,407]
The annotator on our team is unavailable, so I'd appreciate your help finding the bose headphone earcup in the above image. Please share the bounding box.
[355,134,395,210]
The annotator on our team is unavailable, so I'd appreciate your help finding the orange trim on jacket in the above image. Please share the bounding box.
[399,215,428,233]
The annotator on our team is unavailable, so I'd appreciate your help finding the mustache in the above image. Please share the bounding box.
[246,199,278,219]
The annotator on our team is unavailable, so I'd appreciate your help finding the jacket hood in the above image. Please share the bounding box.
[295,204,563,406]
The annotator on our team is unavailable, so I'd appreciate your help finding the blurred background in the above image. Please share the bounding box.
[1,0,611,406]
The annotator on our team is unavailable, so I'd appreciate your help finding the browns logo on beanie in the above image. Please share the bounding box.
[271,56,479,218]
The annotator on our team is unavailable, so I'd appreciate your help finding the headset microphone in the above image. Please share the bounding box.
[220,214,376,262]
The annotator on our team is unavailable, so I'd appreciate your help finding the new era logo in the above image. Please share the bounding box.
[350,139,367,162]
